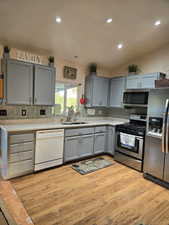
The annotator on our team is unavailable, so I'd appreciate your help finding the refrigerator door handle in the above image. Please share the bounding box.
[162,99,169,153]
[166,116,169,154]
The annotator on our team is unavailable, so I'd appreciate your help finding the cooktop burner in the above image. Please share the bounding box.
[116,122,146,136]
[121,123,146,130]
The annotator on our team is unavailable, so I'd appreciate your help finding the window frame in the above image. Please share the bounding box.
[54,81,81,116]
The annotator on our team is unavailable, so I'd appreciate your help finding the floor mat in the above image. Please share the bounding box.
[71,157,113,175]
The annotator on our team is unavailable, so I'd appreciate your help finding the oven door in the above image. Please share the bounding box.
[115,131,143,160]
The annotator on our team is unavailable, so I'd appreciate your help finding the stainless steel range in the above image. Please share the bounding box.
[114,115,146,171]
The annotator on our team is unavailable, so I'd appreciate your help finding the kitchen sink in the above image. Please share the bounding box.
[62,121,87,125]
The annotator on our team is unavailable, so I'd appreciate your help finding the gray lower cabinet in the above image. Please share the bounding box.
[5,59,33,104]
[109,77,126,108]
[94,133,106,154]
[106,126,115,155]
[78,135,94,157]
[85,75,109,107]
[34,64,55,105]
[64,136,79,162]
[64,134,94,162]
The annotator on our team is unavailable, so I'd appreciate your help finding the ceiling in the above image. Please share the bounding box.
[0,0,169,70]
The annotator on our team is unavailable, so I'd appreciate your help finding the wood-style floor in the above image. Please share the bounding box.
[0,210,9,225]
[11,156,169,225]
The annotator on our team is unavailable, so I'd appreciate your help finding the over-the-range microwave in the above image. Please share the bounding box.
[123,90,149,107]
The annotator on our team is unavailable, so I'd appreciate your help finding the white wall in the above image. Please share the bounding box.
[111,43,169,77]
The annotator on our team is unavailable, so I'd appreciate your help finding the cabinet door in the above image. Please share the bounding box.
[64,136,79,162]
[92,76,109,107]
[126,75,141,89]
[140,73,158,89]
[94,133,106,154]
[143,136,165,180]
[78,135,94,158]
[6,59,33,104]
[34,65,55,105]
[109,77,125,108]
[106,127,115,155]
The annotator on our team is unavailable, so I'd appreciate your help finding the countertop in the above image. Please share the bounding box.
[0,118,128,132]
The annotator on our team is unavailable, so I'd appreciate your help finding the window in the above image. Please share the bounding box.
[54,82,80,115]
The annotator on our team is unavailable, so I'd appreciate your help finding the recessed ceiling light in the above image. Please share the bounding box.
[117,43,123,49]
[106,18,112,23]
[56,17,62,23]
[154,20,161,26]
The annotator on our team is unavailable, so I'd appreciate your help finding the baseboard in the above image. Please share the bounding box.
[143,173,169,189]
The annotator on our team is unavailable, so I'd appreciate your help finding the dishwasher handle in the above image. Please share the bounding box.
[36,129,64,139]
[37,129,64,134]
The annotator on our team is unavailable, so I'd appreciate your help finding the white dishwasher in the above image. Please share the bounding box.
[35,129,64,171]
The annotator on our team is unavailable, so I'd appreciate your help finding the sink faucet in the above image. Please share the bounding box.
[66,106,75,122]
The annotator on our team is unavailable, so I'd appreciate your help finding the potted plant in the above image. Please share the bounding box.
[3,46,10,58]
[128,64,138,74]
[48,56,55,67]
[89,63,97,75]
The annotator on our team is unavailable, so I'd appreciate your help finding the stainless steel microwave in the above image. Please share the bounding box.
[123,91,149,107]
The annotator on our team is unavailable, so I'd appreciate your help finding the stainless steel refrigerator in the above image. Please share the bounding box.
[144,89,169,186]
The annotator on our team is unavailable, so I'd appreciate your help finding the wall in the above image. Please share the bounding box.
[111,43,169,77]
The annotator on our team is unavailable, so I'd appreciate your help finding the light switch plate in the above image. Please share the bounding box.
[87,109,95,115]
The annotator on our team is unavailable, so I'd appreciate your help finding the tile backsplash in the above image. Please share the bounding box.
[0,104,146,120]
[0,105,53,120]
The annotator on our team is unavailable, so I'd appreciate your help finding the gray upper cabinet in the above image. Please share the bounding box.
[5,59,33,105]
[34,65,55,105]
[140,73,159,89]
[126,73,160,89]
[126,75,141,89]
[85,75,109,107]
[109,77,126,108]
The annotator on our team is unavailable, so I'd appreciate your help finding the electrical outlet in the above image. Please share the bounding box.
[40,109,46,115]
[21,109,27,116]
[0,109,7,116]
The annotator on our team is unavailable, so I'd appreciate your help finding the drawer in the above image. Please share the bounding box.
[8,152,20,163]
[8,159,34,178]
[65,127,94,137]
[95,126,107,133]
[9,142,34,153]
[9,133,34,144]
[107,126,114,130]
[9,151,34,163]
